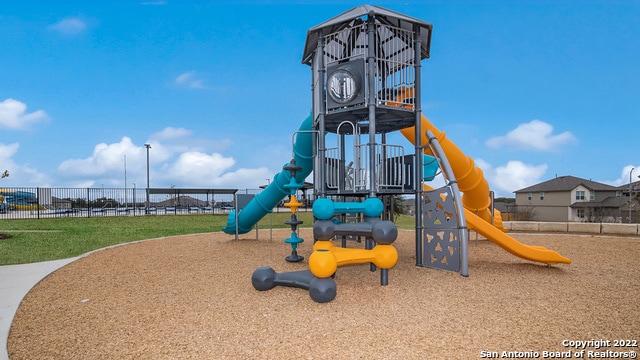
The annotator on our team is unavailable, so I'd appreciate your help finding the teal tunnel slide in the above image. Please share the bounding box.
[222,114,314,234]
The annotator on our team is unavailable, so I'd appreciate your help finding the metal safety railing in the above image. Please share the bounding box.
[373,24,416,110]
[323,22,416,110]
[324,143,406,192]
[325,147,367,191]
[0,187,241,220]
[374,144,406,189]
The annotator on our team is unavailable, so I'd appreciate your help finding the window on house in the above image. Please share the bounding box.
[589,191,595,201]
[527,192,532,200]
[576,191,585,201]
[616,191,622,197]
[540,192,545,200]
[577,209,585,218]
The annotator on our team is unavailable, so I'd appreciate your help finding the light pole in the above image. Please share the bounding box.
[124,154,127,210]
[629,168,635,223]
[145,144,151,214]
[637,174,640,223]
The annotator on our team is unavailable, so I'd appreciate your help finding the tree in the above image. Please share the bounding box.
[392,194,405,215]
[512,206,536,221]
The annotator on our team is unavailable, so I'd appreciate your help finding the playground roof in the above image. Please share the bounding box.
[148,188,237,195]
[302,4,433,65]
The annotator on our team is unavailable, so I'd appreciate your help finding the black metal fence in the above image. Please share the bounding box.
[0,187,258,220]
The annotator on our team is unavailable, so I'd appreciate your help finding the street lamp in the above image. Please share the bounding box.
[629,168,635,223]
[124,154,127,210]
[145,144,151,214]
[636,174,640,224]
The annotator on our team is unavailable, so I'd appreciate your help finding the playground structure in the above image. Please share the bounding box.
[0,189,45,211]
[222,116,313,235]
[225,5,570,303]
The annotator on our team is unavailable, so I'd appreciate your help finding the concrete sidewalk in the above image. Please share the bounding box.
[1,258,79,360]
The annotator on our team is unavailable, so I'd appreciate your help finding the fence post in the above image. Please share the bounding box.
[36,187,40,219]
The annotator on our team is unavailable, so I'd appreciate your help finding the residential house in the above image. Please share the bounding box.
[616,180,640,223]
[51,197,73,210]
[493,200,517,221]
[514,175,639,223]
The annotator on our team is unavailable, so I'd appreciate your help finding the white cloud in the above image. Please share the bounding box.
[57,137,141,178]
[156,150,272,189]
[49,17,87,35]
[0,142,53,186]
[211,167,274,189]
[167,152,235,178]
[174,71,206,89]
[54,130,274,189]
[485,119,577,151]
[0,99,49,130]
[476,159,548,197]
[0,142,19,160]
[150,127,233,155]
[150,127,192,140]
[601,165,640,187]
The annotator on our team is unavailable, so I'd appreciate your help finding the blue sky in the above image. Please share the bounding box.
[1,1,638,197]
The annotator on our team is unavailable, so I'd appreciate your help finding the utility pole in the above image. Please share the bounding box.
[124,155,127,210]
[145,144,151,214]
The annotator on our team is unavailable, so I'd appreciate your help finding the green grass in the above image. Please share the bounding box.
[0,212,417,265]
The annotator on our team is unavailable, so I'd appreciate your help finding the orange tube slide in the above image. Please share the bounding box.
[400,115,570,264]
[393,88,569,264]
[400,114,503,228]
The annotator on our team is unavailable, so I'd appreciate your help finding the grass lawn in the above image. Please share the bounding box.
[0,212,418,265]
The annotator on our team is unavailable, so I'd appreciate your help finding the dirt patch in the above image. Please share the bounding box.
[8,230,640,359]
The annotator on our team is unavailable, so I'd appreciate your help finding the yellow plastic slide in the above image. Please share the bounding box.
[464,209,571,265]
[401,114,571,265]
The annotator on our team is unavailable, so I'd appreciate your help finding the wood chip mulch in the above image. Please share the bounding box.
[8,229,640,359]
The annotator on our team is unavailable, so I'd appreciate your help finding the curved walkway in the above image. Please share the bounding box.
[1,257,79,360]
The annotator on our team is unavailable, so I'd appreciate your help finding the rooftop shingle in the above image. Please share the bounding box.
[515,175,618,193]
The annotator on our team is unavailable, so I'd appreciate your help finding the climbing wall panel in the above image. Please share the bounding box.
[422,187,461,272]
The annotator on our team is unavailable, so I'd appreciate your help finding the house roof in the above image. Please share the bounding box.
[570,196,628,208]
[515,175,618,193]
[493,201,515,213]
[616,180,640,191]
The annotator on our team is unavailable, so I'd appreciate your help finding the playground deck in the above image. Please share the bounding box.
[8,229,639,359]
